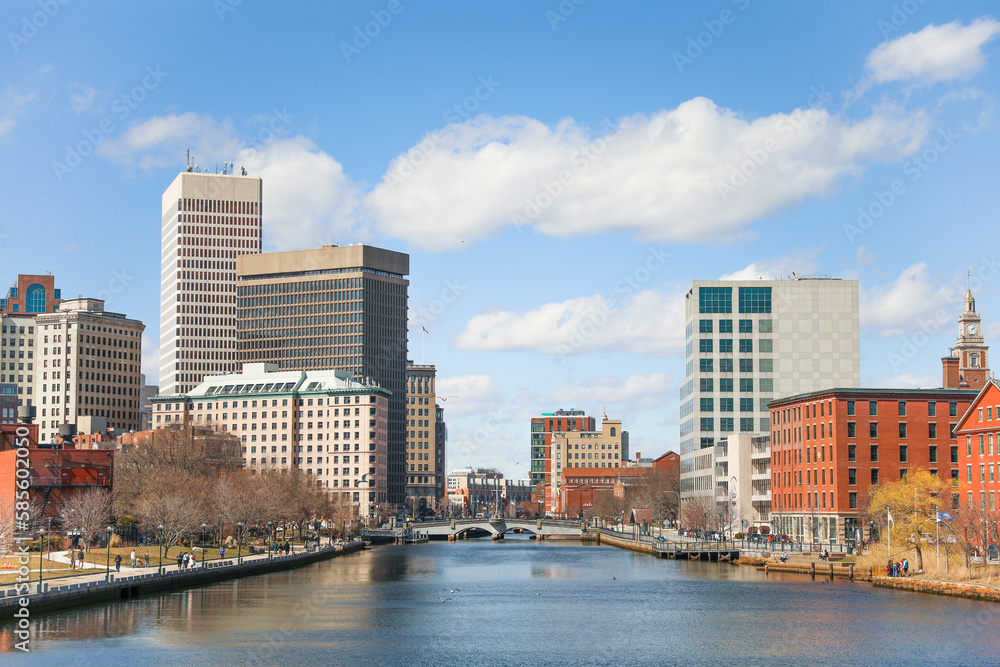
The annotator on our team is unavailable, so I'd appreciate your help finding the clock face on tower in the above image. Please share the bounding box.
[967,324,979,335]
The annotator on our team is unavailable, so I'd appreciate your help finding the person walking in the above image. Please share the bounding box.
[902,558,909,576]
[114,554,122,572]
[220,545,226,560]
[176,552,183,569]
[144,552,150,568]
[130,549,136,568]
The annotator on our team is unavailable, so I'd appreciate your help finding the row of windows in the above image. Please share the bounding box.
[698,319,773,334]
[698,338,773,354]
[700,417,761,432]
[698,287,772,314]
[846,399,959,417]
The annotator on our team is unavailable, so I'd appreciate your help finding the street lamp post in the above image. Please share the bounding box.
[236,523,243,564]
[37,528,45,592]
[157,525,164,575]
[105,526,113,582]
[201,523,207,567]
[267,522,274,559]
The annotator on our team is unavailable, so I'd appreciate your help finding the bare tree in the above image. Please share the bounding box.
[629,469,681,526]
[136,468,207,550]
[60,488,113,552]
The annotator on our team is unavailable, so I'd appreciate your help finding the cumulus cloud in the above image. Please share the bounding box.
[435,374,504,417]
[97,112,360,250]
[454,288,686,357]
[366,99,929,250]
[718,249,820,281]
[860,262,959,337]
[866,19,1000,84]
[551,374,673,412]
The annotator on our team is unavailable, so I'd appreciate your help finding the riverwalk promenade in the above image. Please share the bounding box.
[0,540,365,618]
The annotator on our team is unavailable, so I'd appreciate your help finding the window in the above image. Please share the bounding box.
[739,339,753,353]
[847,401,855,416]
[759,359,773,372]
[849,492,858,509]
[950,402,957,417]
[738,286,771,313]
[25,284,46,313]
[699,319,713,333]
[897,401,906,417]
[898,422,907,438]
[699,339,713,353]
[739,358,753,373]
[759,378,773,392]
[899,445,907,463]
[740,418,754,432]
[700,417,714,432]
[847,444,856,462]
[739,378,753,392]
[719,339,733,353]
[718,319,733,333]
[739,319,753,334]
[951,445,959,464]
[740,398,754,412]
[847,422,856,438]
[869,422,878,438]
[720,378,733,392]
[758,319,772,333]
[759,339,773,353]
[720,417,734,432]
[869,401,878,416]
[700,398,714,412]
[870,445,878,462]
[848,468,857,485]
[720,398,733,412]
[929,446,937,463]
[871,469,879,484]
[720,359,733,373]
[928,402,936,417]
[699,287,732,314]
[700,359,713,373]
[929,423,937,439]
[700,378,714,392]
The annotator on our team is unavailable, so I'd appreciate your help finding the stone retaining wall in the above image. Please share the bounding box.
[873,576,1000,602]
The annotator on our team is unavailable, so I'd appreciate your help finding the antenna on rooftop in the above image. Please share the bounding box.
[185,148,193,172]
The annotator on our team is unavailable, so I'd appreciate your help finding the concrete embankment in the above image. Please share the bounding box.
[873,576,1000,602]
[0,541,365,618]
[587,530,658,556]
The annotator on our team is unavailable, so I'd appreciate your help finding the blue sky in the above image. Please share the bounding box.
[2,1,999,476]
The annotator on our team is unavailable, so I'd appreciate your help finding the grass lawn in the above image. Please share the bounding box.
[0,554,76,586]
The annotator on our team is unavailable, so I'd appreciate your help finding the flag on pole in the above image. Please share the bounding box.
[887,509,894,526]
[936,511,954,522]
[422,327,429,334]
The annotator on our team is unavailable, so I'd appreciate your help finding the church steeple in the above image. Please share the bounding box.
[943,280,989,389]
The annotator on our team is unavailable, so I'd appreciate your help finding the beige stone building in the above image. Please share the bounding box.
[549,415,626,513]
[151,363,389,516]
[35,298,144,443]
[235,244,409,507]
[406,362,442,505]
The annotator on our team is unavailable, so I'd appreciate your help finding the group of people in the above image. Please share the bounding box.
[886,557,909,577]
[68,547,87,569]
[175,552,197,569]
[273,540,292,555]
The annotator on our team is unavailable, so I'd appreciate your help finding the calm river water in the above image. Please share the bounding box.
[8,538,1000,666]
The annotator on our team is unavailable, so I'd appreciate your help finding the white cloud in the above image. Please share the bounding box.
[860,262,959,337]
[365,99,928,250]
[866,19,1000,84]
[0,86,35,139]
[869,373,938,389]
[855,245,877,267]
[435,374,503,417]
[67,83,97,114]
[551,373,673,412]
[97,113,360,251]
[454,287,686,357]
[718,249,820,281]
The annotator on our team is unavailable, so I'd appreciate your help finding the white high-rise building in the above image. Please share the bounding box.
[159,171,262,396]
[679,279,860,513]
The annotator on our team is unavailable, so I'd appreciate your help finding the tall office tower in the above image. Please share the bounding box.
[34,298,145,443]
[405,362,440,507]
[235,244,409,506]
[529,409,596,512]
[159,171,262,397]
[1,314,38,407]
[680,279,860,506]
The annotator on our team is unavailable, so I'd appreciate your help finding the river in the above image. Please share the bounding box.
[7,537,1000,665]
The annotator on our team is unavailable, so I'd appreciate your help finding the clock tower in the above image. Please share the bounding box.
[942,288,989,389]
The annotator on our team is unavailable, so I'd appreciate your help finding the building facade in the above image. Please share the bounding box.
[530,409,596,510]
[405,363,441,503]
[769,388,975,543]
[1,315,37,408]
[713,434,771,535]
[159,171,263,396]
[680,278,860,505]
[548,415,626,514]
[954,379,1000,518]
[235,244,409,506]
[151,363,390,516]
[34,298,144,443]
[0,274,62,315]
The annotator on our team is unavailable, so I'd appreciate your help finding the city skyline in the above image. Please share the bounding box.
[3,2,1000,477]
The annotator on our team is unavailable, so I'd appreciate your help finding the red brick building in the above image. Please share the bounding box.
[559,466,649,518]
[769,388,976,544]
[529,410,596,511]
[0,274,62,315]
[941,289,990,390]
[954,379,1000,514]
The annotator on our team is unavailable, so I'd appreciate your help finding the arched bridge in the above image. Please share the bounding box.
[362,518,585,542]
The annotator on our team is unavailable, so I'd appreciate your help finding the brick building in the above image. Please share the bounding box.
[954,379,1000,514]
[769,388,976,543]
[0,274,62,315]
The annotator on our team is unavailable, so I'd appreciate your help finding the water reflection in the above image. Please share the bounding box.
[11,541,1000,666]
